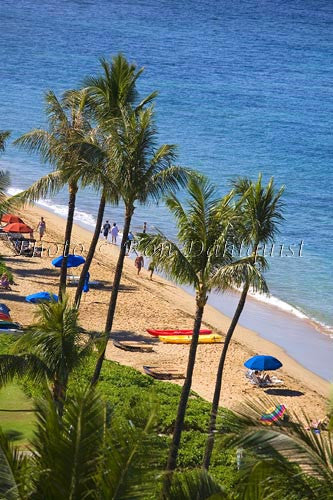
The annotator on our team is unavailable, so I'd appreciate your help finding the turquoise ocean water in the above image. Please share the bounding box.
[1,0,332,374]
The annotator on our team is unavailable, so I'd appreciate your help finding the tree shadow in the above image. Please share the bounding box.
[0,408,35,412]
[265,388,305,397]
[111,330,159,345]
[0,293,28,303]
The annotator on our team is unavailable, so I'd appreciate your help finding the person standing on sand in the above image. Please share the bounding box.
[110,222,119,244]
[102,220,111,240]
[36,217,46,240]
[148,260,155,280]
[134,254,144,275]
[126,231,134,255]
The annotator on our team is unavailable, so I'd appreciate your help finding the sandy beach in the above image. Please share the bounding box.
[0,204,329,419]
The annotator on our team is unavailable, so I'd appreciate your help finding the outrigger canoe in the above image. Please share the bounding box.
[147,328,212,337]
[159,333,223,344]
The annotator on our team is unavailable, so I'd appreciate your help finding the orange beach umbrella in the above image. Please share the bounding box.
[1,214,24,224]
[3,222,33,234]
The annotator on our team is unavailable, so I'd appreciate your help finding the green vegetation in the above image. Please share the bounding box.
[0,384,35,445]
[1,53,331,497]
[0,256,14,283]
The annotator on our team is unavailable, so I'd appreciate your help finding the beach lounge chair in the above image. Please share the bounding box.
[247,371,283,387]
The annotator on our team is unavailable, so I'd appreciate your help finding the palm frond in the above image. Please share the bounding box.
[221,394,333,492]
[98,401,163,499]
[211,256,269,293]
[136,232,198,287]
[0,353,51,388]
[32,387,104,498]
[0,131,10,151]
[9,170,65,205]
[169,469,228,499]
[0,428,29,499]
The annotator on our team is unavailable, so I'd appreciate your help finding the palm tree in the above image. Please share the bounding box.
[203,175,284,470]
[222,391,333,499]
[0,387,231,499]
[0,298,94,416]
[0,131,11,215]
[91,105,187,386]
[136,175,241,492]
[14,91,92,299]
[73,54,158,307]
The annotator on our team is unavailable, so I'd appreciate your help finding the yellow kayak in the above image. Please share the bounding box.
[159,333,223,344]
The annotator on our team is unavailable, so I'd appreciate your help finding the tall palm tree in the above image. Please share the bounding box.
[72,54,158,307]
[91,106,187,386]
[136,175,241,492]
[0,298,94,416]
[14,91,92,299]
[0,131,11,215]
[203,175,284,470]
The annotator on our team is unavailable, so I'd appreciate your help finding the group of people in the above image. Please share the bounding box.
[101,220,154,278]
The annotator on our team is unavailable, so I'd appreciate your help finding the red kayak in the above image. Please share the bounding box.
[147,328,212,337]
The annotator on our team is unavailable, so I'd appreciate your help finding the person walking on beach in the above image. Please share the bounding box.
[110,222,119,244]
[134,254,144,275]
[102,220,111,240]
[36,217,46,240]
[126,231,134,255]
[148,260,155,280]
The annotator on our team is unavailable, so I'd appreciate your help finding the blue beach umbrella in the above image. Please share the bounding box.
[26,292,58,304]
[244,355,282,371]
[0,303,10,315]
[52,254,85,268]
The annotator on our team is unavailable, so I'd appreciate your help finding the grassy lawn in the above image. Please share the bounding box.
[0,383,35,446]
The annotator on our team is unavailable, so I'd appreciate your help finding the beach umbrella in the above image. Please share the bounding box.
[260,404,286,425]
[1,214,24,224]
[3,222,33,234]
[0,312,11,321]
[244,355,282,371]
[26,292,58,304]
[0,303,10,315]
[52,254,85,268]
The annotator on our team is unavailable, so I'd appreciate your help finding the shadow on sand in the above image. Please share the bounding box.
[265,388,305,397]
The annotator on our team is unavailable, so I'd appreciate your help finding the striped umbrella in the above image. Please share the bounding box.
[260,404,286,425]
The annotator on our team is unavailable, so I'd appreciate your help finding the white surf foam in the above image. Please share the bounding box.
[7,187,96,228]
[247,288,333,335]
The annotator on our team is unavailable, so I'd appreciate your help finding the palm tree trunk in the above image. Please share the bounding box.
[202,283,249,470]
[91,206,133,386]
[74,193,106,308]
[58,182,78,300]
[52,379,67,418]
[162,300,205,496]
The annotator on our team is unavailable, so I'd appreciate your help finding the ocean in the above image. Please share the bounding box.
[1,0,332,376]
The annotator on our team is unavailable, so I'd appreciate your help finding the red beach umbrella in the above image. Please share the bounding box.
[1,214,24,224]
[0,312,11,321]
[3,222,33,234]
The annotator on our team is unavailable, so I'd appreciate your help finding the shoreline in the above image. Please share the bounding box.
[0,203,329,418]
[7,187,333,339]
